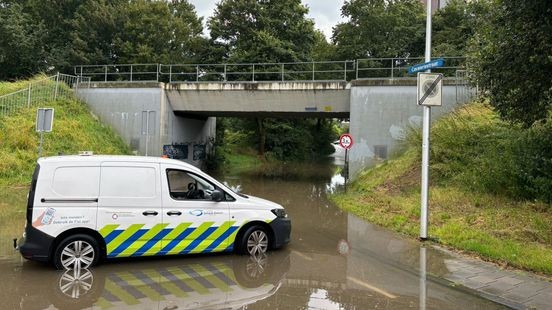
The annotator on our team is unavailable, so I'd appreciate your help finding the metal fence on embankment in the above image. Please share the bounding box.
[0,74,91,118]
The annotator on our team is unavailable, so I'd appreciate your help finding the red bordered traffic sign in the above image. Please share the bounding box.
[339,134,353,149]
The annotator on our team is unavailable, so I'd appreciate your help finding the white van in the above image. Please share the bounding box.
[18,155,291,270]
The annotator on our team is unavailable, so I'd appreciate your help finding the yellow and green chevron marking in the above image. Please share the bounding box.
[100,221,239,258]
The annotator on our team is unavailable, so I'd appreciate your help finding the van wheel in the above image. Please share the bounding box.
[53,234,99,270]
[239,226,269,256]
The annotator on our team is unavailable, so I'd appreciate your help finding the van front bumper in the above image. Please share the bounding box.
[270,217,291,249]
[18,225,54,262]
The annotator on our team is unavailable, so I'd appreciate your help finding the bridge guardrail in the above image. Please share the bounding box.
[73,57,466,83]
[355,56,466,79]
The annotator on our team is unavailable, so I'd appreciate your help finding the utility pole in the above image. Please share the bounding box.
[420,0,432,241]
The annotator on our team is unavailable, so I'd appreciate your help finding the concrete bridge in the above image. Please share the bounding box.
[74,58,473,176]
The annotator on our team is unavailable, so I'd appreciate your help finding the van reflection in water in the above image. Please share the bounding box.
[17,251,290,309]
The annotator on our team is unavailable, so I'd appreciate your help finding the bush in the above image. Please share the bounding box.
[510,120,552,202]
[407,102,552,204]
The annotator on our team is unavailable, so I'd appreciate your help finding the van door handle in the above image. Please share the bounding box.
[142,211,159,216]
[167,211,182,216]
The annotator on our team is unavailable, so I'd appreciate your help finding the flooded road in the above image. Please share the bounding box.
[0,158,505,309]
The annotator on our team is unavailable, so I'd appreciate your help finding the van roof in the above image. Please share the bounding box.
[37,155,201,172]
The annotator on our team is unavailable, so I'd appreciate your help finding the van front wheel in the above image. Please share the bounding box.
[53,234,99,270]
[239,226,269,256]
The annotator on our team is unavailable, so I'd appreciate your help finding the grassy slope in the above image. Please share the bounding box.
[0,77,130,251]
[332,103,552,275]
[0,81,130,186]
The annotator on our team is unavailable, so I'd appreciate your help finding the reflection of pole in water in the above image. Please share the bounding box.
[420,246,427,310]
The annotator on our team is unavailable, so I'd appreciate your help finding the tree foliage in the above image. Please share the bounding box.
[208,0,316,62]
[0,2,47,79]
[332,0,425,60]
[467,0,552,126]
[432,0,491,56]
[0,0,206,79]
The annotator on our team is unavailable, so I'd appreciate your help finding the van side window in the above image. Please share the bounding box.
[167,170,216,200]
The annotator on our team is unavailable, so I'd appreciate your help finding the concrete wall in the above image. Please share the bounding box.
[76,86,216,167]
[348,80,473,177]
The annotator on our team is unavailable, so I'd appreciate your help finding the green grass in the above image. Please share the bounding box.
[0,74,50,96]
[0,78,131,186]
[332,102,552,275]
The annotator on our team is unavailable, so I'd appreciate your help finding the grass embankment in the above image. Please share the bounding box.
[0,78,130,252]
[0,78,131,186]
[332,102,552,275]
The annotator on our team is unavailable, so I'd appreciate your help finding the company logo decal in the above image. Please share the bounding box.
[190,210,204,216]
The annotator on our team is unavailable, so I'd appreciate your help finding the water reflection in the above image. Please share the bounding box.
[5,252,289,309]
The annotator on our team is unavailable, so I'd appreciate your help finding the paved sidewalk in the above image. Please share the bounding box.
[436,246,552,309]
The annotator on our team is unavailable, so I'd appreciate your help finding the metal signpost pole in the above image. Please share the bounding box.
[39,131,44,158]
[420,3,431,310]
[420,0,432,241]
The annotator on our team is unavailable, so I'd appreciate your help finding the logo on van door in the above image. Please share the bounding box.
[190,210,203,216]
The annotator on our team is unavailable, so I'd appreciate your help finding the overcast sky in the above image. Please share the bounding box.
[188,0,347,40]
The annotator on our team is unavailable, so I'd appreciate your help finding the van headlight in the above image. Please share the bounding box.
[271,209,288,218]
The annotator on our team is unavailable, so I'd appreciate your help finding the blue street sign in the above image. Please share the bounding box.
[408,58,445,74]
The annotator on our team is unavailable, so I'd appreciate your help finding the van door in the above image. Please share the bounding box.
[160,164,232,255]
[97,162,163,258]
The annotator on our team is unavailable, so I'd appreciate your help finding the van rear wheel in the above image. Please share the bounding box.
[53,234,99,270]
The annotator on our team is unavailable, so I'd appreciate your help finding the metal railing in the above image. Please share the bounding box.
[356,56,466,79]
[74,57,467,83]
[74,64,160,83]
[74,61,357,83]
[0,73,91,117]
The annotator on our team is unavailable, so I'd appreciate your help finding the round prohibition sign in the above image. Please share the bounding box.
[339,134,354,149]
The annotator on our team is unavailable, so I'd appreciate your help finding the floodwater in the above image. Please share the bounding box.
[0,155,505,309]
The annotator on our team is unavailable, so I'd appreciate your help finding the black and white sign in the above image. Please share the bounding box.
[417,73,443,106]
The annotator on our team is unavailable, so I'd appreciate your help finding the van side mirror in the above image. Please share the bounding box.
[211,190,224,202]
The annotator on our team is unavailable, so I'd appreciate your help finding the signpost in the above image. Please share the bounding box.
[419,0,435,243]
[36,108,54,157]
[339,134,353,190]
[408,58,445,75]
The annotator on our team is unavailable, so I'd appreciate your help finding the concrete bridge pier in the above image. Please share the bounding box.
[76,84,216,167]
[348,79,473,178]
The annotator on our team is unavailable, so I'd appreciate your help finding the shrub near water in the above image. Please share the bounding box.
[0,98,130,186]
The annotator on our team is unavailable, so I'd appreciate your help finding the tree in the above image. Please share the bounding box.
[113,0,204,64]
[208,0,316,63]
[68,0,120,66]
[332,0,426,60]
[468,0,552,126]
[432,0,491,56]
[0,2,47,79]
